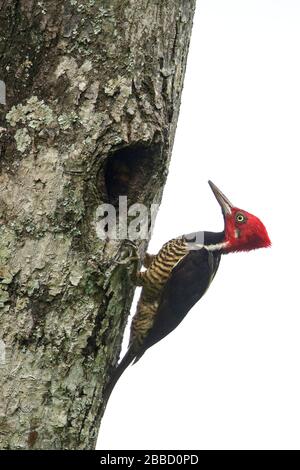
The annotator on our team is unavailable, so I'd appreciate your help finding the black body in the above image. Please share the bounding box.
[135,235,222,362]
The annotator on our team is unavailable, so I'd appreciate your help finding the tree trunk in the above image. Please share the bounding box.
[0,0,196,450]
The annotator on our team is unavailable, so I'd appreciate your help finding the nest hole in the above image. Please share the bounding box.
[104,142,160,207]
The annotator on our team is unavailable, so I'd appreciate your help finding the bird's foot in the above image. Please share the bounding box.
[113,239,140,265]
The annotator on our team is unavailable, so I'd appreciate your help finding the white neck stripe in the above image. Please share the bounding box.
[186,241,229,252]
[205,241,229,251]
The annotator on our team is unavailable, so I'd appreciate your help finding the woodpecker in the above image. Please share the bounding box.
[104,181,271,403]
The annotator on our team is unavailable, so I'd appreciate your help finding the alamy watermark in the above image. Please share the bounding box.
[94,196,205,247]
[94,196,159,241]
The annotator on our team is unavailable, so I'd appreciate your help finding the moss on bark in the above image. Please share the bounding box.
[0,0,196,449]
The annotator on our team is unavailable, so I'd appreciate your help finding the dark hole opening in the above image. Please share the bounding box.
[104,142,160,208]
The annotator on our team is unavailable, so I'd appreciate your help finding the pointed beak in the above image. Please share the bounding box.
[208,180,234,217]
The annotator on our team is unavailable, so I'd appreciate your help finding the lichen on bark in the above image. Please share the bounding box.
[0,0,196,449]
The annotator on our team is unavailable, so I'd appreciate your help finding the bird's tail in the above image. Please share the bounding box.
[102,347,136,406]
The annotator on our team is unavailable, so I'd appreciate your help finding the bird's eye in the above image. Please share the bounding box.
[235,212,247,224]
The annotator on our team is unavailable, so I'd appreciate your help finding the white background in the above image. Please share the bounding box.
[98,0,300,450]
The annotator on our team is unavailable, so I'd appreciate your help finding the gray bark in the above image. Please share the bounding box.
[0,0,196,449]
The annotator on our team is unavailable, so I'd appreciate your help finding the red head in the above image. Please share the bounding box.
[208,181,271,253]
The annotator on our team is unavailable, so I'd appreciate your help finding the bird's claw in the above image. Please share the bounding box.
[113,240,141,266]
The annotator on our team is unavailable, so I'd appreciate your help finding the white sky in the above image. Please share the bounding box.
[98,0,300,450]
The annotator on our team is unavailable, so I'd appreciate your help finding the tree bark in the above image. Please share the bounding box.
[0,0,196,450]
